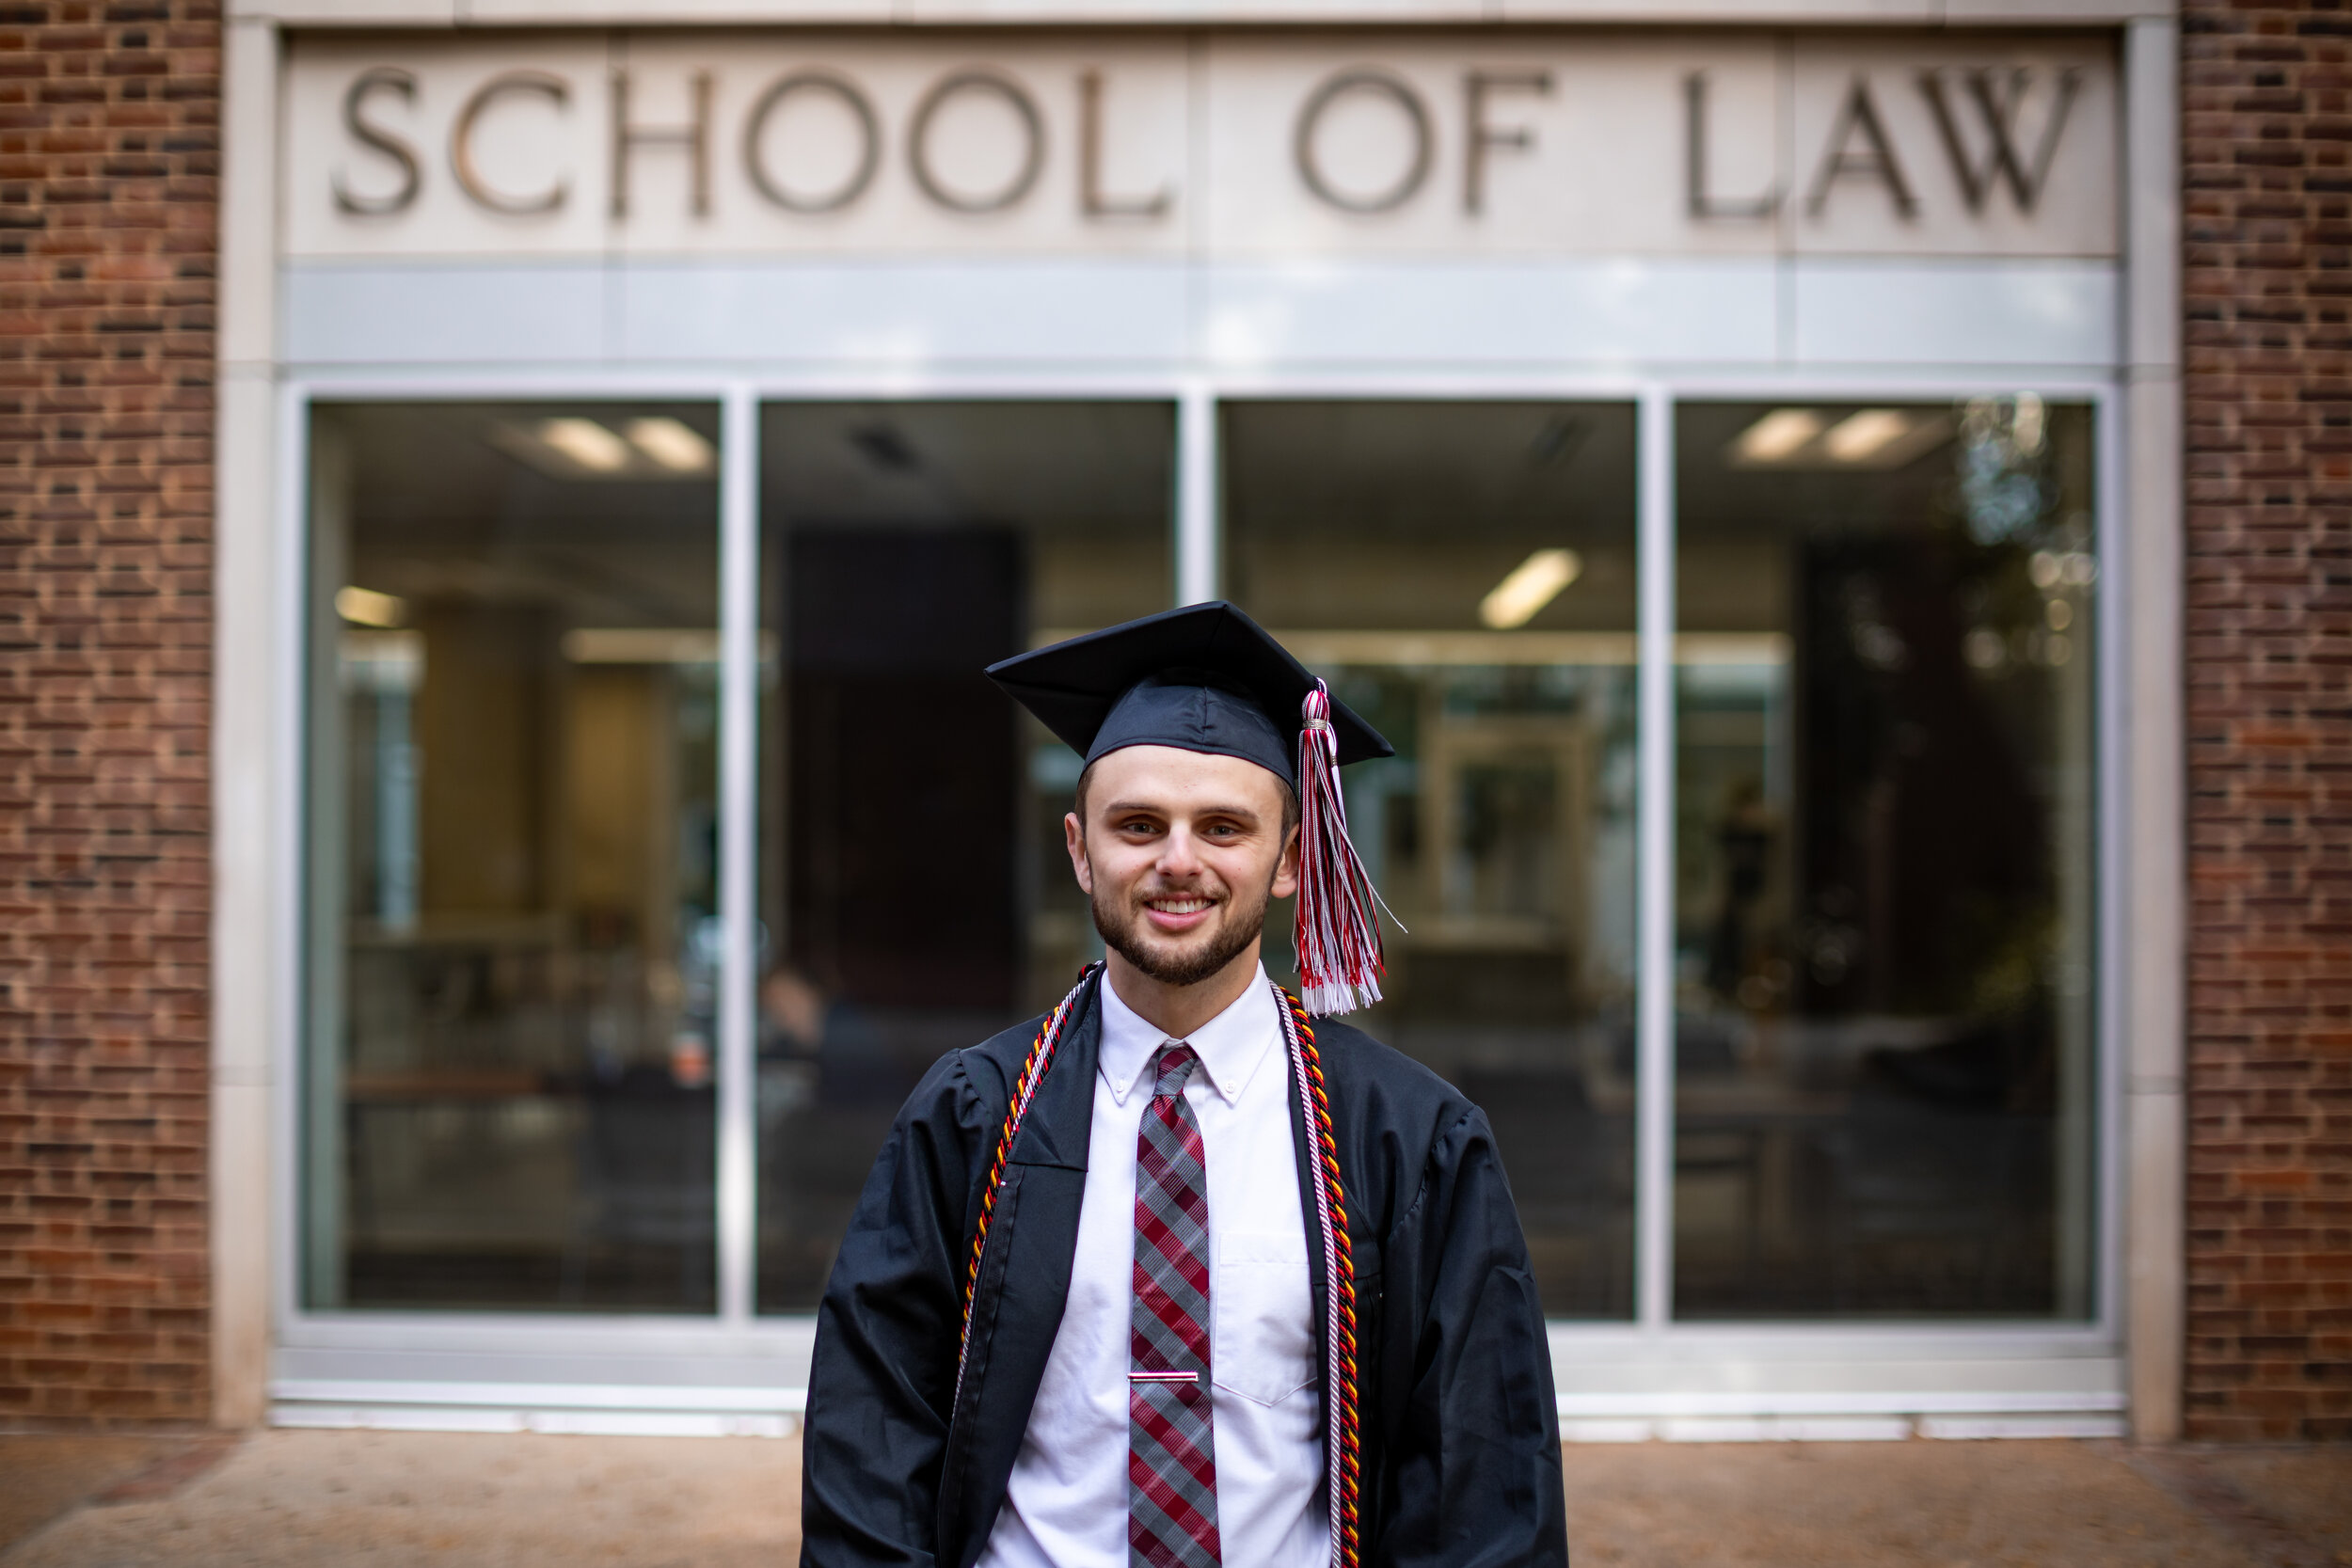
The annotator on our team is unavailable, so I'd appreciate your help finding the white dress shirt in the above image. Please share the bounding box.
[977,965,1328,1568]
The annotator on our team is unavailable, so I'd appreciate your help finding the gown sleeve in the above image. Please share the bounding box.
[801,1049,995,1568]
[1373,1104,1571,1568]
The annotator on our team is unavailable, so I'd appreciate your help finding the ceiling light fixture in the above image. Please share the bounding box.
[335,585,406,628]
[1479,547,1582,630]
[1731,409,1823,465]
[1822,409,1912,463]
[626,417,715,474]
[563,627,780,665]
[537,417,631,472]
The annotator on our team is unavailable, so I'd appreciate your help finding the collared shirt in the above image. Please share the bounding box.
[977,965,1327,1568]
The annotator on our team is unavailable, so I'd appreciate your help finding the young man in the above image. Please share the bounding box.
[802,602,1568,1568]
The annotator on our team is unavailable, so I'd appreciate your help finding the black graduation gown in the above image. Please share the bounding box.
[801,968,1569,1568]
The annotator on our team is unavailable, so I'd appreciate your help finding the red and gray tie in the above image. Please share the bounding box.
[1129,1042,1221,1568]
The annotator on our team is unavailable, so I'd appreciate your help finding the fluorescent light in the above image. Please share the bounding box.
[335,585,406,628]
[1479,548,1582,630]
[538,418,630,472]
[1031,628,1792,667]
[564,627,779,665]
[1732,409,1823,464]
[626,417,714,475]
[1822,410,1912,463]
[564,627,722,664]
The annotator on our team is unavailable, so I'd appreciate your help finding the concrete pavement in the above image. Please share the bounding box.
[1,1429,2344,1566]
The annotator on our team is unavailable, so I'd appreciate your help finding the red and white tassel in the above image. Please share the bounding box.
[1294,680,1391,1017]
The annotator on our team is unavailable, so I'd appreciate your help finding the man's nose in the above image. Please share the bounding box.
[1156,826,1204,879]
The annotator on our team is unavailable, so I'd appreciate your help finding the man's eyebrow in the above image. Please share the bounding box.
[1100,799,1263,824]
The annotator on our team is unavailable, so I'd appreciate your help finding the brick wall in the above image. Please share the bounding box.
[0,2,217,1426]
[2183,0,2352,1443]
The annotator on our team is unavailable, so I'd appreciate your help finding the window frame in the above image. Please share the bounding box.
[269,369,2122,1428]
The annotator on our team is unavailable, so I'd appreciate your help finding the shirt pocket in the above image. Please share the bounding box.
[1210,1230,1314,1407]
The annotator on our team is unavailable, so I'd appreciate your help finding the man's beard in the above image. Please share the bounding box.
[1090,874,1274,989]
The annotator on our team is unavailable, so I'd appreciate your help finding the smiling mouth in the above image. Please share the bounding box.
[1143,895,1216,916]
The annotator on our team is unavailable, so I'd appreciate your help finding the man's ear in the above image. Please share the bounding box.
[1269,822,1301,901]
[1064,811,1094,895]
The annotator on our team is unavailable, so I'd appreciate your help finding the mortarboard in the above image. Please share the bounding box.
[984,601,1393,785]
[987,601,1396,1016]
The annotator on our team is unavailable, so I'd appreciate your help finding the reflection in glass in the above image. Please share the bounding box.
[1226,401,1639,1319]
[304,403,723,1311]
[1673,399,2097,1319]
[755,402,1175,1311]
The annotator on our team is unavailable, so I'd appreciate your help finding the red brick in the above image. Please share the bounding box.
[0,0,215,1429]
[2185,0,2352,1442]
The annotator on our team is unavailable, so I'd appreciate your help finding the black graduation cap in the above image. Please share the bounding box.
[984,601,1393,791]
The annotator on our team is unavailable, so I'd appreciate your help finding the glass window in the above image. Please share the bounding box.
[304,402,723,1312]
[755,401,1176,1311]
[296,388,2106,1335]
[1225,400,1640,1320]
[1673,398,2098,1319]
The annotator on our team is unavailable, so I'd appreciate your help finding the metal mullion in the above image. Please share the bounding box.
[2092,381,2128,1341]
[716,385,760,1326]
[272,378,312,1339]
[1634,386,1677,1334]
[1176,383,1217,605]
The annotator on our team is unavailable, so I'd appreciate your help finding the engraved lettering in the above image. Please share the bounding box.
[1806,74,1916,218]
[1079,69,1172,221]
[334,67,421,216]
[744,71,882,214]
[610,69,713,220]
[908,70,1046,214]
[1918,67,2083,215]
[1295,69,1432,214]
[1685,71,1779,220]
[451,71,571,215]
[1463,69,1551,217]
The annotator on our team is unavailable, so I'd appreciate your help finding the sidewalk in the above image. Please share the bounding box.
[0,1429,2344,1567]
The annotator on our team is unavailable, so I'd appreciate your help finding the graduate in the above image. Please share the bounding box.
[802,601,1569,1568]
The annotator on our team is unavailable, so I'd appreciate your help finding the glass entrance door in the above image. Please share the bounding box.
[1222,399,1643,1319]
[1672,399,2100,1320]
[753,400,1177,1311]
[304,401,724,1312]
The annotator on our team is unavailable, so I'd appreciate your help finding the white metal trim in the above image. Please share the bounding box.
[1177,381,1217,603]
[277,1311,808,1347]
[272,1379,806,1411]
[2093,383,2127,1345]
[270,1405,802,1439]
[278,369,2122,404]
[717,384,761,1324]
[270,377,311,1347]
[259,1376,2128,1445]
[1559,1391,2124,1417]
[1548,1323,2121,1356]
[1634,385,1675,1334]
[265,1380,2118,1410]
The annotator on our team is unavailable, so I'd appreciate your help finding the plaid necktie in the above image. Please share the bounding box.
[1129,1042,1220,1568]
